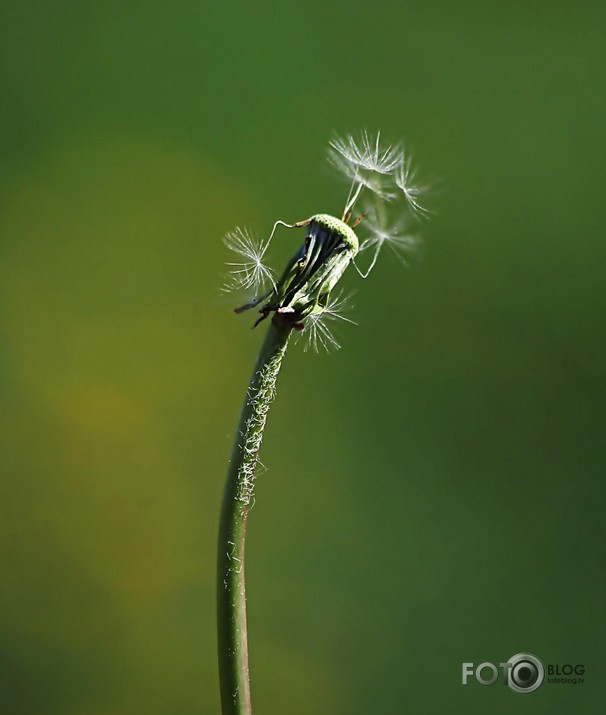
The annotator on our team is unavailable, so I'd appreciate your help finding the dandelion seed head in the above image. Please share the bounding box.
[225,130,432,336]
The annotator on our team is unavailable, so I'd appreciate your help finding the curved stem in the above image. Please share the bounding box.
[217,321,291,715]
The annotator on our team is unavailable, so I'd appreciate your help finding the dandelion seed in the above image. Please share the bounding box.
[302,292,357,353]
[329,131,404,215]
[357,211,418,276]
[395,155,430,218]
[223,227,275,295]
[329,131,402,176]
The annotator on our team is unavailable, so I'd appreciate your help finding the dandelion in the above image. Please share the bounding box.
[223,131,428,349]
[218,132,431,715]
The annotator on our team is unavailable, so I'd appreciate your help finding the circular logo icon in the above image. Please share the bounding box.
[507,653,545,693]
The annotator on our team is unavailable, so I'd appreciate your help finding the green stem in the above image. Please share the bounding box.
[217,321,292,715]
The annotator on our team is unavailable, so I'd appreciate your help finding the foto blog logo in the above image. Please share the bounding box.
[462,653,544,693]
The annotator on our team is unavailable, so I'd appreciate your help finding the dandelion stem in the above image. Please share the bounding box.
[217,321,292,715]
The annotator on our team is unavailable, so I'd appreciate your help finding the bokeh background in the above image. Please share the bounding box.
[1,1,605,713]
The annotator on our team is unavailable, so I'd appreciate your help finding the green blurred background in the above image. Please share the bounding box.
[1,1,605,713]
